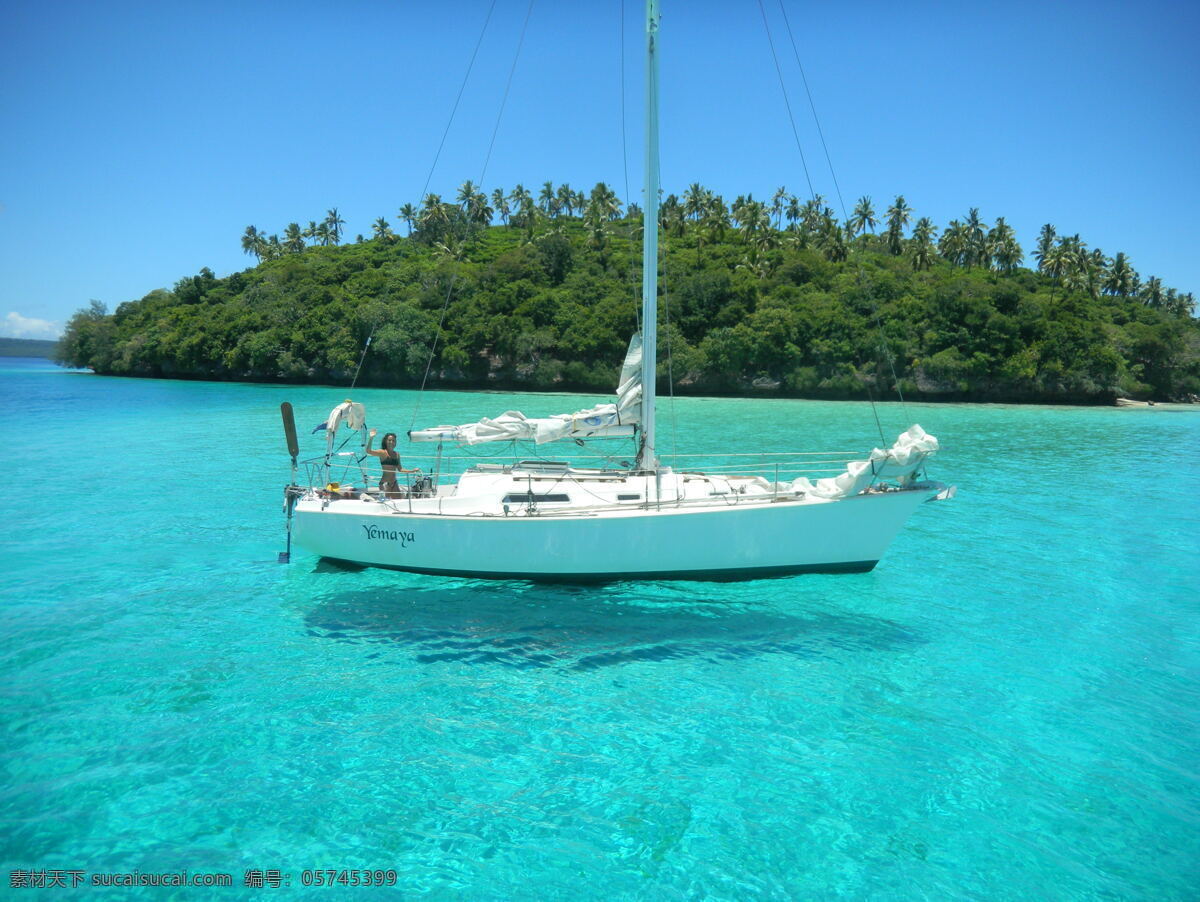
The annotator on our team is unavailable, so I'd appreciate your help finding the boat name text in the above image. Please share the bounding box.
[362,525,415,547]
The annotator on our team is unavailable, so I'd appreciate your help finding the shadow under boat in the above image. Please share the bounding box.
[299,579,926,672]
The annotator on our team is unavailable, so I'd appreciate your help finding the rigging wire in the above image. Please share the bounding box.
[409,1,535,434]
[418,0,498,204]
[348,318,379,392]
[755,0,814,200]
[476,0,536,187]
[782,0,911,419]
[760,0,910,427]
[776,0,846,220]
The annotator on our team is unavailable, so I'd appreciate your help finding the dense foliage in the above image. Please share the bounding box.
[57,185,1199,403]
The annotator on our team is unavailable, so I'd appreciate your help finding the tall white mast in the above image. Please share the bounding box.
[638,0,660,472]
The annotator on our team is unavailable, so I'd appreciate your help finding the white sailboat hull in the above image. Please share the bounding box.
[291,488,934,580]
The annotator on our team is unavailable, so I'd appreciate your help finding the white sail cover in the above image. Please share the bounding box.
[410,334,643,445]
[323,400,366,454]
[325,400,366,433]
[792,425,939,499]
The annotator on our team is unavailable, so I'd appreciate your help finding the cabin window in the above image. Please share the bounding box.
[503,493,571,504]
[617,494,641,501]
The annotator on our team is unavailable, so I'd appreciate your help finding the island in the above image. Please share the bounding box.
[56,186,1199,404]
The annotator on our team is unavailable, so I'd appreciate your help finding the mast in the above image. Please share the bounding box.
[638,0,660,472]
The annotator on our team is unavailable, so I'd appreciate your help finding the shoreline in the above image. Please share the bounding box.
[39,364,1199,408]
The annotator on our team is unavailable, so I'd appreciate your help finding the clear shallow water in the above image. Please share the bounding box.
[1,357,1198,899]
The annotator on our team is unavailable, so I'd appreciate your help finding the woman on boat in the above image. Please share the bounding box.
[365,429,418,497]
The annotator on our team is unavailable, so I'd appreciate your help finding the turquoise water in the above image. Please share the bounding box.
[2,357,1198,899]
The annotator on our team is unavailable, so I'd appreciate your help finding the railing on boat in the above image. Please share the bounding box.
[290,443,912,516]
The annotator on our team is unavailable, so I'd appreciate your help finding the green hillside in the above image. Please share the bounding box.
[0,338,59,358]
[56,186,1199,403]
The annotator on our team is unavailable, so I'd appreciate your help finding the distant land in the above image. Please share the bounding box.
[54,185,1199,404]
[0,338,59,358]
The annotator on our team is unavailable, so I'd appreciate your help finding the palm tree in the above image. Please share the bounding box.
[485,189,505,226]
[284,222,306,254]
[909,217,938,271]
[737,247,774,280]
[241,225,262,261]
[884,195,912,255]
[816,213,848,262]
[771,186,789,229]
[736,199,771,245]
[799,194,825,236]
[539,181,558,216]
[395,204,416,237]
[939,220,966,267]
[849,196,877,236]
[1104,253,1136,298]
[1141,276,1165,308]
[418,193,450,241]
[324,208,346,245]
[1035,224,1057,273]
[683,183,707,223]
[556,183,575,217]
[467,191,493,226]
[701,202,730,245]
[784,195,802,231]
[372,217,394,242]
[963,208,986,268]
[660,193,685,236]
[587,182,622,221]
[508,184,533,227]
[988,217,1022,273]
[456,180,480,211]
[303,220,319,243]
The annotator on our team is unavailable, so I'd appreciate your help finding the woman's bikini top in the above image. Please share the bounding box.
[381,453,400,469]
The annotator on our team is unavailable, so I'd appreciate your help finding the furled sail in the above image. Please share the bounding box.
[791,425,939,499]
[409,334,643,445]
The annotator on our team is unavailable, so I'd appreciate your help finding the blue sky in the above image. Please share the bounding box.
[2,0,1197,339]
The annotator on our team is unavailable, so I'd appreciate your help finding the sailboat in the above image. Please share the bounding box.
[281,0,953,580]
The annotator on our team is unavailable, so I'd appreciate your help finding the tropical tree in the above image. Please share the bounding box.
[816,212,847,262]
[417,193,450,242]
[539,181,558,216]
[372,217,394,242]
[849,196,877,236]
[1141,276,1165,309]
[284,222,306,254]
[683,183,708,223]
[456,180,480,211]
[586,182,622,221]
[963,208,986,268]
[241,225,262,261]
[939,220,966,266]
[508,184,533,227]
[909,217,938,271]
[398,203,418,236]
[784,194,802,231]
[988,217,1022,273]
[556,183,575,217]
[884,195,912,255]
[324,208,346,245]
[771,186,789,228]
[1035,223,1057,273]
[1104,252,1136,298]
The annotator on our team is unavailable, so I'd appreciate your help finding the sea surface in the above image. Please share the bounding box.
[1,356,1197,900]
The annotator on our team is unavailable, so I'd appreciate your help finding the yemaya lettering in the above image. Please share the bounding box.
[362,524,415,547]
